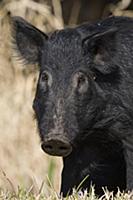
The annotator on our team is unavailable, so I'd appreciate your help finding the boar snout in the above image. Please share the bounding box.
[41,135,72,157]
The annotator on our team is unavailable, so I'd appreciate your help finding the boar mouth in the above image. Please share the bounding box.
[41,136,72,157]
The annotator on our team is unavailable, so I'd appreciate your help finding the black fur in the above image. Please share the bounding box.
[12,16,133,196]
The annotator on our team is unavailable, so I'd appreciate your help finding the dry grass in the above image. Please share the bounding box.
[1,187,133,200]
[0,0,133,198]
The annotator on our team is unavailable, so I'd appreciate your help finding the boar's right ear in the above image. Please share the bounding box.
[11,16,48,64]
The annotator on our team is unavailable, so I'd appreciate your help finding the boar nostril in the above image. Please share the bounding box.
[44,145,52,150]
[59,146,68,151]
[41,138,72,157]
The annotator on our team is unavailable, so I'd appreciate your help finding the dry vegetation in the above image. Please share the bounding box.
[0,0,133,199]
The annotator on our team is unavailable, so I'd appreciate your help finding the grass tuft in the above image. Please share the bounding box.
[0,187,133,200]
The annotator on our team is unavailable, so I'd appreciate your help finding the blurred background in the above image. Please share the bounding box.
[0,0,133,196]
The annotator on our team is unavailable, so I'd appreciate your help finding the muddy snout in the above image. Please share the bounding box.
[41,135,72,157]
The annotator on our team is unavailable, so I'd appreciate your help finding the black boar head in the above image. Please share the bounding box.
[12,17,119,157]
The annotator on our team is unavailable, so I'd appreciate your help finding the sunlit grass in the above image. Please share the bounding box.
[0,187,133,200]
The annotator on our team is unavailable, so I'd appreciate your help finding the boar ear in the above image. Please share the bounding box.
[11,16,48,64]
[82,27,118,74]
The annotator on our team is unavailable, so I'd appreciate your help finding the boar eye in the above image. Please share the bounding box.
[41,72,49,82]
[73,72,89,93]
[78,74,86,87]
[40,71,52,90]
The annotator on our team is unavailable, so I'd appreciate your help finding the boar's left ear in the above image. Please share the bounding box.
[81,27,118,74]
[11,16,48,64]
